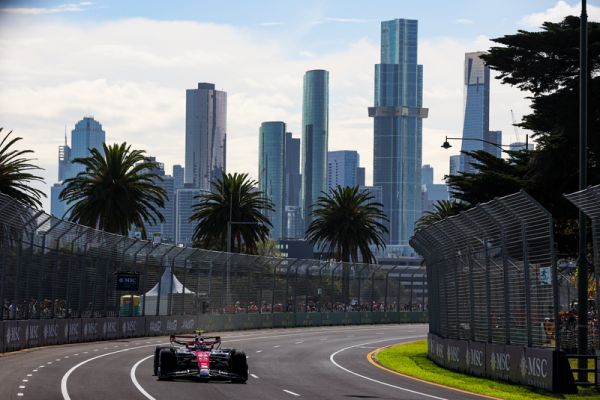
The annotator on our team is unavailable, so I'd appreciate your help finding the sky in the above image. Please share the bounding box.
[0,0,599,212]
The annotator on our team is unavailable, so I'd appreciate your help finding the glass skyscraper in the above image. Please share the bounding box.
[327,150,361,191]
[285,132,301,208]
[301,69,329,228]
[185,82,227,190]
[459,52,502,173]
[369,19,428,251]
[259,121,286,240]
[50,116,105,218]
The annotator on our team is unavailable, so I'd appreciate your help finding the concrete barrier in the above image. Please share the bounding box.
[0,311,427,353]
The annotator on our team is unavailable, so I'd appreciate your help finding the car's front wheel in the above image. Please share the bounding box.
[157,348,176,381]
[229,350,248,383]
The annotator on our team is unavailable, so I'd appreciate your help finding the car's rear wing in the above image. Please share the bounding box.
[169,334,221,345]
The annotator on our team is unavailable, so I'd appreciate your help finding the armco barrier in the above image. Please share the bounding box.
[427,333,575,392]
[0,311,426,353]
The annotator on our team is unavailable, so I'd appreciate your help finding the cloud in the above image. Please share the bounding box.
[455,18,475,25]
[519,1,600,28]
[0,2,92,15]
[0,17,532,211]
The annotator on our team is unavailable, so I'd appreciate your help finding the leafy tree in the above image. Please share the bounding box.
[190,172,273,254]
[0,128,46,208]
[306,186,388,304]
[446,16,600,254]
[416,199,471,230]
[60,142,167,235]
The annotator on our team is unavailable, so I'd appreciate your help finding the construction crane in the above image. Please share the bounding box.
[510,109,521,143]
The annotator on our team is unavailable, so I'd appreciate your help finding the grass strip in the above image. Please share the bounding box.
[374,340,600,400]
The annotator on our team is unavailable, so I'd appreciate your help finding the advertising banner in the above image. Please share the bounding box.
[65,319,82,343]
[22,320,43,348]
[82,318,100,342]
[102,318,119,340]
[4,320,24,351]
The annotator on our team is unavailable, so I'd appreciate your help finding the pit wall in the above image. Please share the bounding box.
[427,333,575,393]
[0,311,427,353]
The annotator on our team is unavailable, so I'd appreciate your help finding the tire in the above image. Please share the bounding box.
[153,346,169,376]
[158,348,176,381]
[229,350,248,383]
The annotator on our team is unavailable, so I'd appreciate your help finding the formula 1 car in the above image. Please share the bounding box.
[153,330,248,382]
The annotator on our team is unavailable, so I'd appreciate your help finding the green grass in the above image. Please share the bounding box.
[374,340,600,400]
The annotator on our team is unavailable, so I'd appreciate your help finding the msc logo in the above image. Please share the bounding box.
[26,324,39,342]
[466,347,483,367]
[446,345,460,363]
[65,322,79,337]
[44,323,58,339]
[182,319,195,330]
[520,355,548,378]
[166,319,178,331]
[122,320,137,334]
[104,320,117,335]
[83,322,97,337]
[149,320,162,333]
[6,326,20,343]
[490,352,510,372]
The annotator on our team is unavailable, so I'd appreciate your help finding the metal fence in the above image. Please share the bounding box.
[0,193,426,321]
[410,190,558,349]
[565,185,600,353]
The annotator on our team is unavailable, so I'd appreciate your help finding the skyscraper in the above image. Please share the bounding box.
[421,164,449,213]
[185,82,226,190]
[327,150,361,190]
[459,52,502,172]
[449,155,461,176]
[285,132,301,208]
[175,185,206,246]
[259,121,286,240]
[172,165,184,190]
[301,69,329,228]
[142,157,176,243]
[369,19,428,251]
[50,116,105,218]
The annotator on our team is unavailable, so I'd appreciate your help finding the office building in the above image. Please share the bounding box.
[50,116,105,218]
[142,157,175,244]
[259,121,286,240]
[449,155,461,176]
[369,19,428,252]
[356,167,366,187]
[421,164,449,213]
[509,142,534,152]
[327,150,361,190]
[301,69,329,228]
[175,185,206,246]
[285,205,304,239]
[459,52,502,173]
[173,165,184,190]
[285,132,301,208]
[185,82,226,190]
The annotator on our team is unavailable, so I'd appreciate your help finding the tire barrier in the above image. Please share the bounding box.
[0,311,427,353]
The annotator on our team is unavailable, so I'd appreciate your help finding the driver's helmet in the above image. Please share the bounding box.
[194,337,208,350]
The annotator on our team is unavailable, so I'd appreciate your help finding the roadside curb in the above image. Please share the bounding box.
[367,342,501,400]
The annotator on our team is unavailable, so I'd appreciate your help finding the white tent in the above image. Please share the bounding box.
[143,266,195,315]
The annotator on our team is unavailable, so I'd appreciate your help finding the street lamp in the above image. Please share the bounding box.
[441,135,529,151]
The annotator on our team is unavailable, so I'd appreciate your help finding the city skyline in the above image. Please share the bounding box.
[1,1,599,212]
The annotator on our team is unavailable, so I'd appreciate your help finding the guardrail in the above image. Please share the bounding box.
[0,312,427,353]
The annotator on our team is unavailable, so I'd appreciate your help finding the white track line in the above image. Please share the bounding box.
[329,336,448,400]
[61,343,165,400]
[283,389,301,396]
[131,355,156,400]
[251,373,259,379]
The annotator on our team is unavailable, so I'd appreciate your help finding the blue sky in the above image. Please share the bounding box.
[0,0,598,211]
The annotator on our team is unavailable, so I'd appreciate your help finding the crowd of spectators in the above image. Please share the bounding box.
[558,305,599,352]
[214,300,427,314]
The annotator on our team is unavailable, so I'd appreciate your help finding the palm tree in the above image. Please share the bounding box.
[306,186,388,305]
[190,172,273,254]
[415,199,470,230]
[59,142,167,235]
[0,128,46,208]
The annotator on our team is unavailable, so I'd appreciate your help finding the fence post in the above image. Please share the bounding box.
[357,265,368,310]
[318,261,328,312]
[331,263,341,311]
[383,266,397,311]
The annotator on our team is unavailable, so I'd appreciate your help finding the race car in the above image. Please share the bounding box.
[153,330,248,382]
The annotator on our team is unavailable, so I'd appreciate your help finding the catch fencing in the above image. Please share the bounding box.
[410,191,568,391]
[0,193,426,328]
[410,190,557,348]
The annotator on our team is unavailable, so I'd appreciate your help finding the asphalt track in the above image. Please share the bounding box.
[0,324,489,400]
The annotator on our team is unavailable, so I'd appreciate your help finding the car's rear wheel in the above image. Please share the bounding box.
[229,350,248,383]
[153,346,170,376]
[158,348,176,381]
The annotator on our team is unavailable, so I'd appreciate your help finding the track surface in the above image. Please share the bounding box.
[0,324,487,400]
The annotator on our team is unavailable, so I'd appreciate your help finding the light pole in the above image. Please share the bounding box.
[441,135,529,152]
[578,0,589,373]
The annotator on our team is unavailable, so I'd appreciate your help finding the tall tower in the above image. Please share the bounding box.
[185,82,227,190]
[259,121,287,240]
[327,150,360,191]
[460,52,491,173]
[51,116,105,218]
[369,19,428,252]
[301,69,329,228]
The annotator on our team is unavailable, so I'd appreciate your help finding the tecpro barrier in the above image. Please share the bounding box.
[428,333,575,393]
[0,311,427,353]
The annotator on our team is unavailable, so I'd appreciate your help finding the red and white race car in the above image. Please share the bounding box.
[153,330,248,383]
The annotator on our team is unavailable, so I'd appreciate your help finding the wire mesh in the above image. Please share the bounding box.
[410,190,558,349]
[0,193,426,321]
